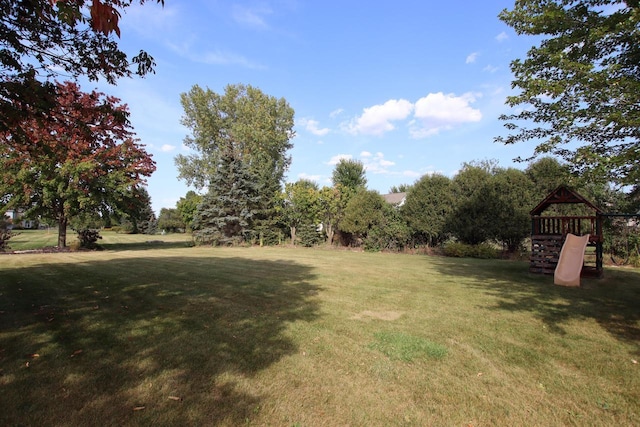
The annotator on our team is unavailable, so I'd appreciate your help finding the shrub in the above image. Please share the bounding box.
[443,241,499,259]
[296,223,323,247]
[76,229,102,249]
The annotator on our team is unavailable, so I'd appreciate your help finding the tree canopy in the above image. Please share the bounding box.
[402,174,453,247]
[176,84,295,191]
[0,81,155,247]
[1,0,163,136]
[177,83,295,244]
[497,0,640,187]
[331,159,367,191]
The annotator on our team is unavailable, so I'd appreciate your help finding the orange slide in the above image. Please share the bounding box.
[554,233,590,287]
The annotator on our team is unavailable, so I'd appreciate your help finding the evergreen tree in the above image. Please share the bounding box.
[193,150,260,246]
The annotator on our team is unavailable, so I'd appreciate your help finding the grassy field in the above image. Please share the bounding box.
[0,232,639,426]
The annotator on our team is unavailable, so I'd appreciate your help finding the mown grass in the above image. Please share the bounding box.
[6,229,191,251]
[0,232,639,426]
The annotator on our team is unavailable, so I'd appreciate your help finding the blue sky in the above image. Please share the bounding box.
[82,1,542,214]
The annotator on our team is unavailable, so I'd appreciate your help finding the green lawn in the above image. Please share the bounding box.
[0,232,638,425]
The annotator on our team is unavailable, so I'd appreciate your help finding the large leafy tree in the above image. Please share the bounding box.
[0,81,156,247]
[176,190,203,232]
[446,163,495,245]
[176,83,295,241]
[157,208,185,233]
[283,179,321,245]
[497,0,640,186]
[1,0,163,136]
[488,168,535,252]
[402,173,453,247]
[317,185,346,245]
[331,159,367,191]
[340,190,386,240]
[118,186,157,234]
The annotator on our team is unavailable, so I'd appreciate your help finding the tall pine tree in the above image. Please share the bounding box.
[193,149,260,245]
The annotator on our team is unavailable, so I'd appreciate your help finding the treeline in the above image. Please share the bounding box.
[159,156,637,255]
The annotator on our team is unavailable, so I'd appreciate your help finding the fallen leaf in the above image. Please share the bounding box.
[70,349,83,357]
[168,396,182,401]
[28,353,40,358]
[477,372,483,377]
[133,406,145,411]
[25,361,30,367]
[632,359,638,364]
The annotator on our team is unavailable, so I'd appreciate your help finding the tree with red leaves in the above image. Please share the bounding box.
[0,81,156,248]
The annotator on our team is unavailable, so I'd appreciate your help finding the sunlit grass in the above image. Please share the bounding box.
[0,236,639,425]
[6,228,191,251]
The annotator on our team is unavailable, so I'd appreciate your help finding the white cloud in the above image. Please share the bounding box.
[297,173,322,183]
[326,154,352,165]
[496,31,509,42]
[466,52,479,64]
[160,144,177,152]
[232,4,272,29]
[483,65,499,73]
[402,170,422,178]
[329,108,344,118]
[298,118,330,136]
[410,92,482,138]
[361,152,395,174]
[346,99,413,136]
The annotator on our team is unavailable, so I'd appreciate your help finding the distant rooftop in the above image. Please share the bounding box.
[382,192,407,206]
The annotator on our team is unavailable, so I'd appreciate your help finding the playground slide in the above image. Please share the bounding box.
[554,233,590,287]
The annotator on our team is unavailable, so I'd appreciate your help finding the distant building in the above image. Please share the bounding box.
[3,209,37,229]
[382,192,406,207]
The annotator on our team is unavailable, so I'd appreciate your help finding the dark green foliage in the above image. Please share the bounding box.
[340,190,387,238]
[118,186,157,234]
[296,223,324,247]
[157,208,185,233]
[402,174,453,247]
[445,162,534,252]
[442,242,499,259]
[363,207,411,252]
[446,163,494,245]
[490,168,535,253]
[340,190,411,252]
[193,150,260,246]
[76,229,102,249]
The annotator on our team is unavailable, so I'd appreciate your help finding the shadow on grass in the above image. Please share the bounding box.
[430,258,640,348]
[0,255,320,425]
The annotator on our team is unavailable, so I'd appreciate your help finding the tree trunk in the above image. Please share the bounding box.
[325,223,334,246]
[57,213,67,248]
[290,226,296,245]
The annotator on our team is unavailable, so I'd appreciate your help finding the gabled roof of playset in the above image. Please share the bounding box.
[530,185,603,216]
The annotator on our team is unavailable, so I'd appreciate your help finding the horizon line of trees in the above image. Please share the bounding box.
[157,156,638,256]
